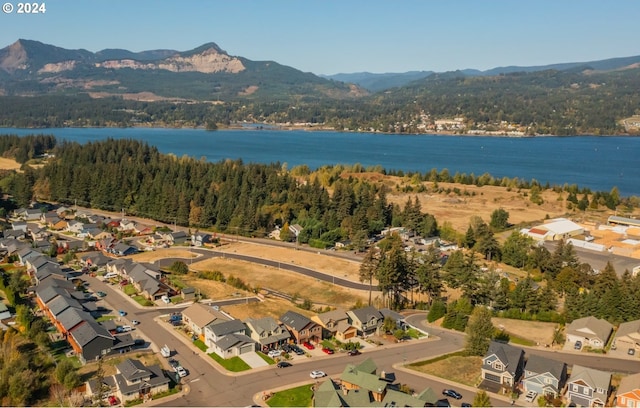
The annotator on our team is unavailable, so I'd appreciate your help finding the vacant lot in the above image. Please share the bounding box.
[409,354,482,387]
[492,317,558,346]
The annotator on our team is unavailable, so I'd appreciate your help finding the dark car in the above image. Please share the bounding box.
[435,399,451,407]
[347,349,361,356]
[442,389,462,400]
[292,346,305,355]
[276,361,292,368]
[574,340,582,350]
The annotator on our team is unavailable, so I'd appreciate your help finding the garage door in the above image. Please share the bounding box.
[484,373,501,383]
[240,343,254,355]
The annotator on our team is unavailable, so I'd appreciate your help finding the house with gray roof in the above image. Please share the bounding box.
[182,303,231,341]
[111,242,138,256]
[56,307,94,334]
[611,318,640,358]
[280,310,322,344]
[68,319,115,363]
[347,306,384,336]
[565,316,613,350]
[81,252,112,268]
[109,359,170,403]
[127,264,170,300]
[480,341,525,392]
[47,294,83,319]
[566,365,612,407]
[522,354,568,399]
[208,333,256,359]
[204,319,248,345]
[244,316,291,351]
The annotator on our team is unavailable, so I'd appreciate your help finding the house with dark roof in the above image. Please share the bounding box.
[565,316,613,350]
[81,252,112,268]
[347,306,384,336]
[204,319,248,346]
[522,354,568,399]
[244,317,291,351]
[127,263,171,300]
[68,319,115,363]
[566,365,612,408]
[55,307,95,335]
[480,341,525,392]
[280,310,322,344]
[208,333,256,359]
[111,242,138,257]
[191,233,212,247]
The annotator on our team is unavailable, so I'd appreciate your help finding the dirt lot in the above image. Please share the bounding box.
[492,317,558,347]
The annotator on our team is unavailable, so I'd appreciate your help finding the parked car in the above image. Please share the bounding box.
[347,349,361,356]
[310,370,326,379]
[442,389,462,400]
[168,359,180,370]
[321,347,334,354]
[281,344,291,353]
[629,348,636,355]
[176,366,188,378]
[435,399,451,407]
[118,310,127,316]
[267,349,282,358]
[108,396,119,406]
[525,391,537,403]
[574,340,582,350]
[131,320,140,326]
[96,291,107,297]
[292,346,305,355]
[302,341,315,350]
[276,361,292,368]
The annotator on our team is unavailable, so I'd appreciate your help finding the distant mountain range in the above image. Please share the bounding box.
[2,39,640,100]
[0,39,363,101]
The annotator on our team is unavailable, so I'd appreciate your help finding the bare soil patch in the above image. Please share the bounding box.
[492,317,558,346]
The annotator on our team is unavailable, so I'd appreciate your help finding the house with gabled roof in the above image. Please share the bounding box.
[522,354,568,399]
[208,332,256,359]
[182,303,231,341]
[347,306,384,336]
[55,307,95,335]
[566,365,612,408]
[128,265,170,300]
[204,319,248,346]
[566,316,613,350]
[191,232,212,247]
[111,242,138,256]
[90,358,170,404]
[244,316,291,351]
[312,308,357,341]
[81,252,112,268]
[339,358,389,403]
[280,310,322,344]
[68,319,115,363]
[615,372,640,408]
[611,319,640,359]
[480,341,525,392]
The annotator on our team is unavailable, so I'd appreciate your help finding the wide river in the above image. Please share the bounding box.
[3,127,640,196]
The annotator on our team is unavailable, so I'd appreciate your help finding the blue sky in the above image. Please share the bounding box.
[1,0,639,75]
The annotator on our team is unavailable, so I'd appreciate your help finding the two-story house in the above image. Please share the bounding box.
[480,341,525,392]
[522,354,568,400]
[102,358,169,403]
[347,306,384,336]
[204,319,254,358]
[244,316,291,352]
[182,303,231,342]
[566,365,611,408]
[615,373,640,408]
[280,310,322,344]
[312,308,357,342]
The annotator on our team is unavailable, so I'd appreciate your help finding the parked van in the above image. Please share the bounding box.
[119,325,132,332]
[103,272,118,279]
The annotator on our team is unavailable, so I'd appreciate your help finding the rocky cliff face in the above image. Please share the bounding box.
[96,47,245,74]
[0,41,28,73]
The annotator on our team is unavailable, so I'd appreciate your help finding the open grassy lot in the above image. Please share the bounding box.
[409,352,482,387]
[266,383,313,407]
[492,317,558,346]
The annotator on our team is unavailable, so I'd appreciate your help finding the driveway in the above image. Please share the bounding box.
[240,352,269,368]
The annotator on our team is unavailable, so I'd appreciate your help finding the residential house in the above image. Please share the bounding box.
[68,319,115,363]
[14,208,42,221]
[119,220,138,233]
[379,308,407,330]
[167,230,188,245]
[27,224,49,240]
[55,206,71,219]
[566,365,612,408]
[11,220,28,232]
[480,341,525,392]
[611,319,640,358]
[339,358,389,403]
[127,263,171,300]
[522,354,568,400]
[57,239,86,253]
[66,220,85,234]
[81,252,112,269]
[280,310,322,344]
[204,319,248,347]
[289,224,303,238]
[207,330,255,359]
[181,287,196,300]
[566,316,613,350]
[51,218,69,231]
[191,233,212,247]
[615,373,640,408]
[347,306,384,336]
[108,359,170,403]
[244,316,291,351]
[96,236,117,252]
[3,229,25,240]
[111,242,139,256]
[182,303,231,341]
[312,309,357,342]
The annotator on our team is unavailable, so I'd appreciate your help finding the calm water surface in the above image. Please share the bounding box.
[3,127,640,196]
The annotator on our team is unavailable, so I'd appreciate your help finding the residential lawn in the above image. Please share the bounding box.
[208,352,251,372]
[170,296,183,304]
[151,385,180,400]
[123,284,137,296]
[267,384,313,407]
[96,315,116,323]
[193,339,207,351]
[406,327,424,339]
[409,352,482,387]
[257,352,275,365]
[321,339,336,349]
[132,295,154,306]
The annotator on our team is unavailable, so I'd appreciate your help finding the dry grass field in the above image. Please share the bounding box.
[0,157,21,170]
[492,317,558,346]
[410,355,483,387]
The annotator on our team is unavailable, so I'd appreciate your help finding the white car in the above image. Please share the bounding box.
[310,370,326,379]
[525,391,537,403]
[267,349,282,358]
[176,366,188,378]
